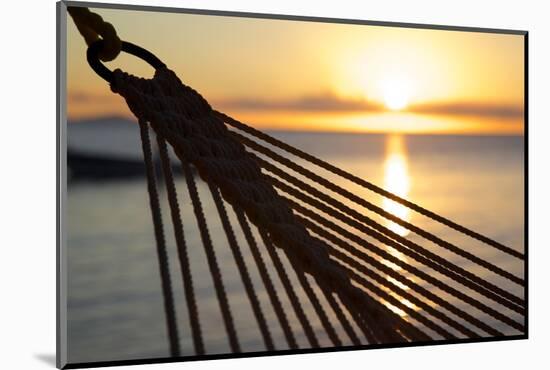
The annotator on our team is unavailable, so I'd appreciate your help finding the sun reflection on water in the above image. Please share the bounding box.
[382,135,411,238]
[379,135,419,317]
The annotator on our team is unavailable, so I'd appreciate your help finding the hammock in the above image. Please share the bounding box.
[68,7,525,357]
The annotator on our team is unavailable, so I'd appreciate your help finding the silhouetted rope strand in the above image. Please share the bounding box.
[294,208,524,334]
[138,120,180,356]
[319,289,362,345]
[263,169,524,313]
[261,220,424,343]
[359,294,432,342]
[295,271,342,346]
[289,208,481,338]
[208,184,275,351]
[333,258,457,340]
[256,220,342,345]
[302,213,500,336]
[233,206,298,349]
[109,65,523,347]
[352,313,379,344]
[334,276,418,342]
[218,111,523,260]
[259,158,524,308]
[334,290,403,343]
[320,237,481,338]
[233,132,523,285]
[334,292,380,344]
[289,202,524,332]
[335,251,477,338]
[282,235,430,343]
[67,7,121,61]
[156,135,204,355]
[258,230,320,348]
[180,158,241,353]
[256,224,341,345]
[116,68,431,344]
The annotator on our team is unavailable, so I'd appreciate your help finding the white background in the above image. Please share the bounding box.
[1,0,547,368]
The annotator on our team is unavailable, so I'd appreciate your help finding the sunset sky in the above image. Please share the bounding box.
[66,7,525,134]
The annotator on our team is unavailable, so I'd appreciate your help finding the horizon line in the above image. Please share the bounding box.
[67,114,524,137]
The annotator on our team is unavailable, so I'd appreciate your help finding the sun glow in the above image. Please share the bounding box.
[380,77,411,111]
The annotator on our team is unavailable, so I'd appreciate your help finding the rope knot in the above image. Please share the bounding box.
[68,7,122,62]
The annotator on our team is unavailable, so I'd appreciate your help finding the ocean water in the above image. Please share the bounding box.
[66,124,525,364]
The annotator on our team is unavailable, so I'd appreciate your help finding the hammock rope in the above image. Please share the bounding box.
[70,7,525,357]
[293,207,524,332]
[258,230,321,348]
[155,134,205,355]
[217,111,523,260]
[137,120,180,356]
[321,287,361,345]
[298,213,504,337]
[209,183,275,350]
[233,131,523,285]
[233,205,299,348]
[118,64,523,349]
[181,156,242,353]
[262,167,524,311]
[120,65,432,343]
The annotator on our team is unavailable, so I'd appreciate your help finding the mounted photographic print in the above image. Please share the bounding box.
[57,1,527,368]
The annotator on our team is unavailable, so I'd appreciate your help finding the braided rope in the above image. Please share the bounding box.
[156,135,205,355]
[330,247,478,338]
[289,201,524,332]
[111,67,428,343]
[350,309,379,344]
[258,230,320,348]
[293,267,342,346]
[290,208,480,338]
[334,259,457,340]
[301,213,502,337]
[209,184,275,350]
[252,185,427,343]
[67,7,121,61]
[233,206,298,349]
[233,132,523,286]
[180,158,241,353]
[259,227,429,343]
[276,188,488,337]
[107,63,527,350]
[295,213,483,337]
[310,215,501,336]
[258,158,524,309]
[137,120,180,356]
[261,166,524,313]
[73,4,525,349]
[319,289,361,345]
[217,111,523,260]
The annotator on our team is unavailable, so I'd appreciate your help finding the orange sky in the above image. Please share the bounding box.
[66,7,525,135]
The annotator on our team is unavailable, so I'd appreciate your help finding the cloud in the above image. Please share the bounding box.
[217,94,523,119]
[68,92,118,104]
[70,90,523,121]
[408,102,524,119]
[216,93,383,112]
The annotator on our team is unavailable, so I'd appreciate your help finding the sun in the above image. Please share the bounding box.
[383,89,409,111]
[380,77,411,111]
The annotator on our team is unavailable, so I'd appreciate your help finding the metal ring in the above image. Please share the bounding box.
[87,40,166,83]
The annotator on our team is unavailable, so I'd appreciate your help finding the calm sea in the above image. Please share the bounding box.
[67,122,525,363]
